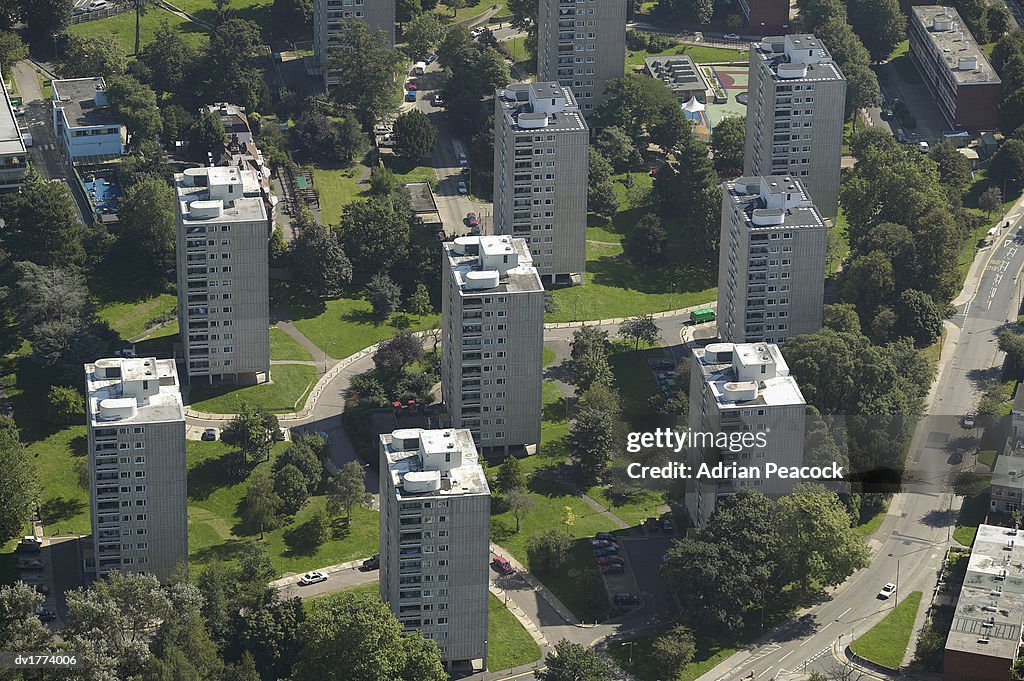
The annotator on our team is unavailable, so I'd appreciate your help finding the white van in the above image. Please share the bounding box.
[412,61,427,75]
[21,131,32,147]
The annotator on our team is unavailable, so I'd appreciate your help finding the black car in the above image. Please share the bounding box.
[362,554,380,571]
[613,592,641,607]
[644,517,660,532]
[424,53,437,64]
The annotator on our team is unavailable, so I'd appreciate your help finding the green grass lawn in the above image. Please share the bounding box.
[853,508,887,538]
[851,591,923,670]
[607,633,740,681]
[69,7,208,54]
[954,492,989,547]
[542,346,556,367]
[586,486,667,528]
[587,225,625,244]
[188,364,317,414]
[890,52,922,84]
[311,165,365,226]
[270,327,315,362]
[608,344,663,417]
[625,43,746,69]
[25,425,91,536]
[96,292,177,341]
[186,439,380,575]
[171,0,271,26]
[536,380,570,471]
[978,449,997,468]
[487,593,542,671]
[439,0,505,23]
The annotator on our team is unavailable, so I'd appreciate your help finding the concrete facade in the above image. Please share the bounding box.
[175,165,271,384]
[0,80,26,191]
[51,78,125,164]
[990,450,1024,514]
[686,342,807,529]
[379,428,490,671]
[442,235,544,456]
[537,0,626,112]
[314,0,395,86]
[744,35,846,220]
[493,82,588,283]
[717,175,827,345]
[908,6,1001,132]
[85,358,187,582]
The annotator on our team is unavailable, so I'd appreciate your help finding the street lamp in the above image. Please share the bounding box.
[1004,177,1018,199]
[52,33,59,60]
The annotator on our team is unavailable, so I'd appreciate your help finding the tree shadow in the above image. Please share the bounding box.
[189,537,246,564]
[541,395,568,425]
[920,508,955,528]
[966,366,1003,388]
[491,518,515,544]
[340,308,388,326]
[282,514,343,557]
[69,435,87,457]
[527,471,578,498]
[269,281,328,322]
[40,497,86,525]
[542,360,575,386]
[188,452,247,502]
[586,250,715,296]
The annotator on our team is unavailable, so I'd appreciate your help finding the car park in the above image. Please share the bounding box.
[594,546,619,557]
[362,554,380,570]
[963,412,977,429]
[425,53,437,64]
[878,582,896,599]
[594,532,616,541]
[492,556,515,575]
[298,571,327,586]
[591,539,617,549]
[432,94,444,107]
[201,428,217,441]
[613,592,641,606]
[17,536,42,554]
[661,517,674,533]
[601,564,624,575]
[17,559,44,571]
[34,609,56,622]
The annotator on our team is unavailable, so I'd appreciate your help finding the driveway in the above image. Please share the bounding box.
[618,536,677,624]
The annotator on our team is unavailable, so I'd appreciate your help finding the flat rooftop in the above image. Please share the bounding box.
[726,176,826,231]
[444,236,544,295]
[992,451,1024,490]
[694,343,805,408]
[175,166,268,224]
[52,78,121,128]
[382,429,490,499]
[85,357,184,426]
[497,82,587,133]
[754,35,845,83]
[644,55,710,96]
[946,524,1024,661]
[406,181,438,214]
[911,6,1000,86]
[0,82,24,156]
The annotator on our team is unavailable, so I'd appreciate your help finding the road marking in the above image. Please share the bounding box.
[779,651,794,663]
[757,667,775,678]
[837,606,852,620]
[819,622,833,632]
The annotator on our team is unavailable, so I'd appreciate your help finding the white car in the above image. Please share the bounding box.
[457,181,468,195]
[878,582,896,599]
[87,0,111,11]
[471,27,485,37]
[298,571,327,586]
[963,412,977,429]
[724,33,741,40]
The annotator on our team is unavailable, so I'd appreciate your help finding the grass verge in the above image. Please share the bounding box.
[188,364,316,414]
[850,591,923,669]
[487,592,542,671]
[607,632,740,681]
[96,292,177,341]
[953,492,989,546]
[270,327,315,362]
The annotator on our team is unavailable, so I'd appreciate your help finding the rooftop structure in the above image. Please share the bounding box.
[51,78,125,163]
[406,181,442,229]
[644,55,711,104]
[206,102,252,145]
[0,78,27,191]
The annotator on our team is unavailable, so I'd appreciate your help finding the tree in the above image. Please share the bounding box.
[0,418,37,544]
[710,115,745,172]
[980,186,1004,216]
[999,329,1024,379]
[0,30,26,75]
[536,640,610,681]
[47,385,83,425]
[221,404,281,465]
[274,463,310,514]
[572,348,614,396]
[822,303,862,334]
[0,581,53,653]
[843,62,881,124]
[570,326,610,363]
[504,489,533,532]
[274,441,324,493]
[188,108,227,162]
[405,10,447,58]
[929,140,972,200]
[20,0,71,49]
[243,469,281,538]
[293,589,446,681]
[568,406,617,482]
[652,131,721,256]
[839,250,895,316]
[976,383,1010,429]
[588,151,618,220]
[366,272,402,317]
[327,461,371,523]
[374,331,424,374]
[297,507,332,547]
[893,289,942,348]
[338,196,412,278]
[655,0,714,23]
[526,528,573,574]
[0,170,84,268]
[392,109,437,161]
[595,126,642,171]
[495,455,526,494]
[270,0,312,38]
[618,314,659,350]
[369,167,403,197]
[651,625,696,677]
[952,470,991,497]
[846,0,905,61]
[137,22,198,96]
[326,21,404,126]
[989,139,1024,192]
[407,283,432,316]
[595,74,683,147]
[106,75,162,145]
[288,214,353,298]
[116,177,176,289]
[622,213,668,269]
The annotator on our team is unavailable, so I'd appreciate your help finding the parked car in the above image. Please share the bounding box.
[406,80,418,90]
[466,212,479,227]
[594,546,619,557]
[492,556,515,575]
[17,536,42,554]
[17,559,44,571]
[201,428,217,441]
[591,539,617,549]
[917,141,930,153]
[963,412,977,429]
[644,517,660,532]
[661,517,674,533]
[880,108,893,120]
[471,27,485,37]
[425,53,437,64]
[298,571,327,586]
[878,582,896,600]
[34,609,56,622]
[724,33,741,40]
[405,90,417,102]
[595,556,625,566]
[12,106,24,115]
[362,554,380,571]
[114,348,136,358]
[601,564,624,575]
[87,0,111,11]
[457,152,468,167]
[457,181,468,194]
[27,582,49,595]
[432,94,444,107]
[613,592,641,606]
[73,5,86,13]
[594,532,616,541]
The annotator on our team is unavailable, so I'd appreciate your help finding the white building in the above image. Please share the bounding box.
[493,82,588,284]
[442,235,544,456]
[686,342,807,528]
[175,165,271,384]
[85,357,188,582]
[0,79,27,191]
[717,176,827,345]
[379,428,490,672]
[51,78,125,164]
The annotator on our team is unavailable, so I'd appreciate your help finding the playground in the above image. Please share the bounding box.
[702,64,749,127]
[82,172,121,217]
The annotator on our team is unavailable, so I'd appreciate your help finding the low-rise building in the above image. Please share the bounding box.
[944,524,1024,681]
[0,79,27,191]
[206,102,252,146]
[379,428,490,672]
[51,78,125,163]
[909,6,1001,131]
[991,450,1024,514]
[643,55,711,105]
[85,357,188,582]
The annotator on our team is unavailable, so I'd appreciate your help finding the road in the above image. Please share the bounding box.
[695,200,1024,680]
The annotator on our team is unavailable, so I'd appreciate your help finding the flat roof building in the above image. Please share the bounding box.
[314,0,395,87]
[990,450,1024,514]
[717,176,827,345]
[175,165,271,384]
[538,0,626,112]
[686,342,807,528]
[0,78,27,191]
[442,235,543,456]
[744,35,846,220]
[944,524,1024,681]
[51,78,125,164]
[205,102,252,146]
[493,82,588,284]
[737,0,793,35]
[85,357,187,582]
[909,6,1001,131]
[644,55,711,104]
[379,428,490,672]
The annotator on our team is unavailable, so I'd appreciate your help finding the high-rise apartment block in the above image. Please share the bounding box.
[686,342,807,529]
[379,428,491,671]
[175,165,271,384]
[744,35,846,220]
[493,82,588,283]
[85,357,188,581]
[442,235,543,456]
[537,0,626,111]
[717,176,827,345]
[314,0,395,86]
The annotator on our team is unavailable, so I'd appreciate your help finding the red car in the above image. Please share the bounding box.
[596,556,625,566]
[466,212,479,227]
[602,564,624,575]
[406,80,418,90]
[492,557,515,575]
